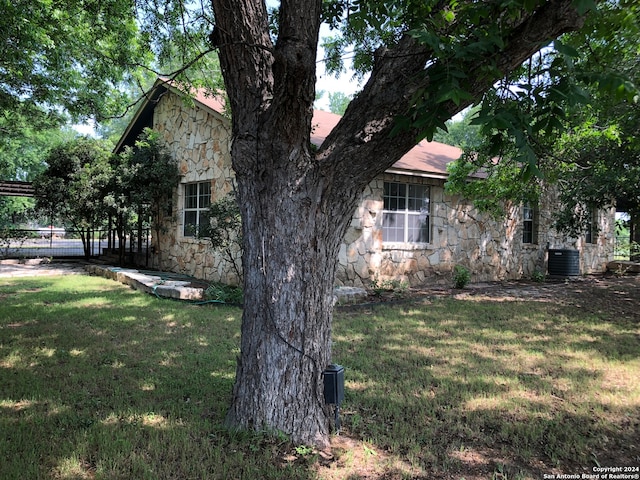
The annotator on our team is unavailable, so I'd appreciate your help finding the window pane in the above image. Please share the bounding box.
[383,183,391,210]
[523,205,534,221]
[408,185,429,212]
[199,210,210,230]
[522,218,533,243]
[383,212,405,242]
[407,213,429,243]
[384,182,406,211]
[199,182,211,208]
[184,211,197,237]
[185,183,198,209]
[420,194,430,214]
[386,196,396,210]
[397,189,406,210]
[523,204,536,243]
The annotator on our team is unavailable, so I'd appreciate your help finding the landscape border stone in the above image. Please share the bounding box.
[85,264,206,301]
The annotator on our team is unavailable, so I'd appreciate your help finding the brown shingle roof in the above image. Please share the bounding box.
[310,109,461,178]
[118,78,463,178]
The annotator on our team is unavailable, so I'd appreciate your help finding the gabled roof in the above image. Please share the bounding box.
[114,78,228,154]
[116,78,463,178]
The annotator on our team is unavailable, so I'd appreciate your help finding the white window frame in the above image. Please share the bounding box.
[182,181,211,237]
[382,181,430,245]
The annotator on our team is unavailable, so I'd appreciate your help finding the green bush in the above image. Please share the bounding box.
[204,282,244,304]
[531,269,546,283]
[452,265,471,289]
[370,277,409,298]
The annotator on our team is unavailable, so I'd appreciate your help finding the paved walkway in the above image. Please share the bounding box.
[0,259,88,277]
[85,264,208,301]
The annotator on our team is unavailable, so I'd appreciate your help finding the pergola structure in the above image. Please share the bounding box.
[0,181,35,197]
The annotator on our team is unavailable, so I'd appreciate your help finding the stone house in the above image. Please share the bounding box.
[116,79,615,287]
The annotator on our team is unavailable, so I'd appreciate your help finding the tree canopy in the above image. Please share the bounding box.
[1,0,148,127]
[0,0,222,146]
[33,137,113,257]
[444,1,639,233]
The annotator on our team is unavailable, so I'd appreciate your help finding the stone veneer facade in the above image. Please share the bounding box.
[146,89,614,287]
[150,91,241,284]
[338,174,615,287]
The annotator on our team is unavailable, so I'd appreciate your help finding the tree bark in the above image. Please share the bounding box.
[209,0,587,447]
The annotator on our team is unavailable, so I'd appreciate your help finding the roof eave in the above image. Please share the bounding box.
[113,78,228,154]
[384,168,449,180]
[113,79,169,153]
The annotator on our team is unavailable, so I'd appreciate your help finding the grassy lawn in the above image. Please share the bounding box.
[1,275,638,479]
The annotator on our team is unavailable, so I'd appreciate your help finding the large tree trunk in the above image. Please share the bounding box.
[211,0,345,447]
[210,0,586,448]
[225,159,358,448]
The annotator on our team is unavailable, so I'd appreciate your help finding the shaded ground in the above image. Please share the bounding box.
[358,274,640,321]
[329,273,640,480]
[452,274,640,322]
[2,262,638,479]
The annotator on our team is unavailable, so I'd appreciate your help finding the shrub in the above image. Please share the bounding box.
[531,269,546,283]
[370,277,409,298]
[204,282,244,304]
[452,265,471,289]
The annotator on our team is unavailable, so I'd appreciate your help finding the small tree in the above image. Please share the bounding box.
[118,128,181,267]
[34,138,113,259]
[198,191,243,284]
[327,92,353,116]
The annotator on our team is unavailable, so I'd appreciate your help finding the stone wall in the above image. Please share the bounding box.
[336,175,615,287]
[149,91,242,285]
[146,89,614,288]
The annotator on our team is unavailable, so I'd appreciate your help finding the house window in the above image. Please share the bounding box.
[523,204,538,244]
[183,181,211,237]
[383,182,430,244]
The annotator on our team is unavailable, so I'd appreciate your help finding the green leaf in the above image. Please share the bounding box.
[442,10,455,23]
[554,40,580,58]
[573,0,598,16]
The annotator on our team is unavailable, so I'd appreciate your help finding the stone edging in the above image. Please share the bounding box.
[87,264,371,305]
[85,265,206,301]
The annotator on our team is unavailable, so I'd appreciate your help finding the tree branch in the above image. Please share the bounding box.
[319,0,587,193]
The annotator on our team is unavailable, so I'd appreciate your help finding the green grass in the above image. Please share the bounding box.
[333,299,640,478]
[1,275,638,479]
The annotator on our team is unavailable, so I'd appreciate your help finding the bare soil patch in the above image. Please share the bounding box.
[363,274,640,321]
[444,274,640,321]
